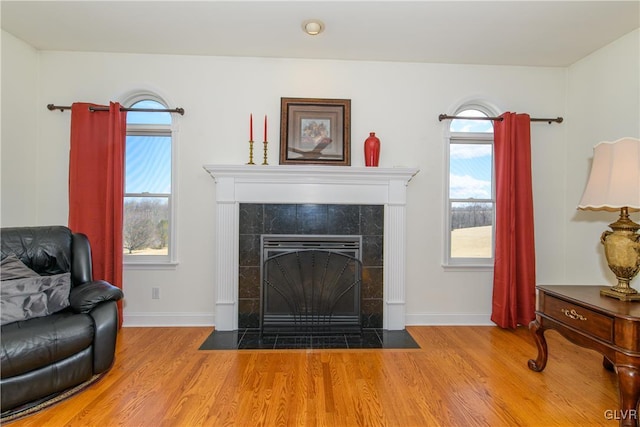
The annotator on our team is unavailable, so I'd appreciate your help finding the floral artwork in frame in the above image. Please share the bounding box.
[279,98,351,166]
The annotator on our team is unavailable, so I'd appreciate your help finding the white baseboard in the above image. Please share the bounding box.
[122,312,494,328]
[405,313,494,326]
[123,312,215,327]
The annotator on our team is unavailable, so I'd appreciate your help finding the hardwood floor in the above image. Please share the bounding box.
[7,326,621,426]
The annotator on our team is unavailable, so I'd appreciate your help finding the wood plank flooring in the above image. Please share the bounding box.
[6,326,621,426]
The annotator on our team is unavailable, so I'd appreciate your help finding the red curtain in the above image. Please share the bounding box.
[491,112,536,329]
[69,102,127,327]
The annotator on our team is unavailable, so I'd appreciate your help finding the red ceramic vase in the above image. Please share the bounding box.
[364,132,380,167]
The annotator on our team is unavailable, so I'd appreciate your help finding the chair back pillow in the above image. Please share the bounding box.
[1,254,40,280]
[1,256,71,325]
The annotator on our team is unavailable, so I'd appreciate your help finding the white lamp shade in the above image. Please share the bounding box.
[578,137,640,212]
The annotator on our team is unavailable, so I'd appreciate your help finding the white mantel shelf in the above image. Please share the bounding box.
[204,164,419,182]
[203,164,420,331]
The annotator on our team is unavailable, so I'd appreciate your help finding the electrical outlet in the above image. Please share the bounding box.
[152,287,160,299]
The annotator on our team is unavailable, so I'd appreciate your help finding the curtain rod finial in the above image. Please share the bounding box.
[47,104,66,112]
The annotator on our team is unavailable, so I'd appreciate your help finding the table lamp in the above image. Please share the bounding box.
[578,137,640,301]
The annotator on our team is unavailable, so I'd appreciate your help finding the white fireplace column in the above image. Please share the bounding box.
[204,165,419,331]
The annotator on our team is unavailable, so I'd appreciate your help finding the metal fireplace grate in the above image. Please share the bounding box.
[261,235,362,335]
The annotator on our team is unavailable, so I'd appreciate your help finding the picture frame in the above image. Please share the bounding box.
[279,97,351,166]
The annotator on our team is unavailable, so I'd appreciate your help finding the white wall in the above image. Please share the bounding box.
[1,28,636,327]
[564,28,640,287]
[1,31,39,225]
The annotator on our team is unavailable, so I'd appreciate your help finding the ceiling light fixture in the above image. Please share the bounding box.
[302,19,325,36]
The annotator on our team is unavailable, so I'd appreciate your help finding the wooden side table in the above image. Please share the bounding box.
[529,285,640,426]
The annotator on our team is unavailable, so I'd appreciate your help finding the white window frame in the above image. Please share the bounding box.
[443,104,496,270]
[123,93,178,267]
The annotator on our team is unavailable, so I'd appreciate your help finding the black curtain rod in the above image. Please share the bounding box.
[438,114,563,124]
[47,104,185,115]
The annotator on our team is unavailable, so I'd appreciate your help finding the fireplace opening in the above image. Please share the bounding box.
[261,235,362,335]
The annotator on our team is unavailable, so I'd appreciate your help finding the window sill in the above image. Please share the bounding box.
[442,264,494,272]
[124,261,179,270]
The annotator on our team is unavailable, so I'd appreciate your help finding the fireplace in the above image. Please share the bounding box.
[240,205,381,330]
[204,165,419,331]
[261,235,362,334]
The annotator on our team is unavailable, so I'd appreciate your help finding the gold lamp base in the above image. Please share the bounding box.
[600,287,640,301]
[600,207,640,302]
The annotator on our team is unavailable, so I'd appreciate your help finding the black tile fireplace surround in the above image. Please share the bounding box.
[239,203,384,330]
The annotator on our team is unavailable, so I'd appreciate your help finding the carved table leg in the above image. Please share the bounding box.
[528,318,548,372]
[616,365,640,427]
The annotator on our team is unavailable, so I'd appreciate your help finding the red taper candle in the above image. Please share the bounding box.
[264,115,267,142]
[250,114,253,141]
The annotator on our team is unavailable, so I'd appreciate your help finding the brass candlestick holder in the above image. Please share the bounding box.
[262,141,268,165]
[247,140,255,165]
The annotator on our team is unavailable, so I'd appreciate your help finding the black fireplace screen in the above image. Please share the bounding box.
[261,236,362,335]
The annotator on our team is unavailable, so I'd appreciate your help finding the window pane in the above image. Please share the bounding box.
[126,136,171,193]
[450,109,493,133]
[450,202,493,258]
[123,197,169,256]
[449,143,492,199]
[127,100,171,125]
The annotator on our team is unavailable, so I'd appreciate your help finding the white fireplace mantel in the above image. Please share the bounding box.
[203,164,419,330]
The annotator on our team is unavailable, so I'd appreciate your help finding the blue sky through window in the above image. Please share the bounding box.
[450,109,493,133]
[449,109,493,200]
[125,136,171,193]
[127,100,171,125]
[450,145,492,199]
[125,100,171,194]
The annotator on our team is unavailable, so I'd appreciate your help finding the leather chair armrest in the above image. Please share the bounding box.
[71,232,93,284]
[90,301,120,373]
[69,280,123,314]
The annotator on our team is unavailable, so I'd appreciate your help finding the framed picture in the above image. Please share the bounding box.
[279,97,351,165]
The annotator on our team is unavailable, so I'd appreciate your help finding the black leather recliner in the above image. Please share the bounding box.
[0,226,124,414]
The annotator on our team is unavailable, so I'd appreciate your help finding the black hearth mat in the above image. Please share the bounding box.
[199,329,420,350]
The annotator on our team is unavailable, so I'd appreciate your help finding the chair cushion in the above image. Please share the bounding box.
[0,311,94,378]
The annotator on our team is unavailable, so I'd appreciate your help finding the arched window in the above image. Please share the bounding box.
[123,96,175,264]
[445,106,495,267]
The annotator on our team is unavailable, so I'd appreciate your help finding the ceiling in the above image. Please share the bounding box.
[2,1,639,67]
